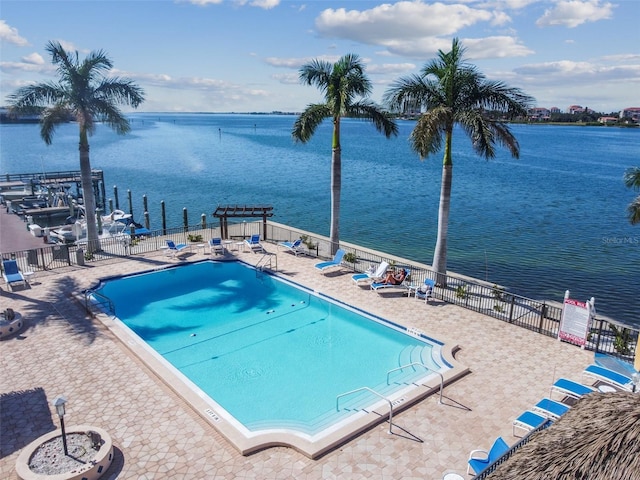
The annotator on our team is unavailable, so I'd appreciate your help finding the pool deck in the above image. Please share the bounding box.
[0,246,592,479]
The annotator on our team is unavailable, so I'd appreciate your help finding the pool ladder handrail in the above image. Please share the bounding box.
[255,252,277,272]
[84,289,115,317]
[386,362,444,404]
[336,387,394,434]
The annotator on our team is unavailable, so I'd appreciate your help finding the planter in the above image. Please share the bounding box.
[15,425,113,480]
[0,310,23,338]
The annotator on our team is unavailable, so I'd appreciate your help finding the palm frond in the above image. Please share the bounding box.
[628,196,640,225]
[292,103,331,143]
[623,167,640,189]
[348,101,399,138]
[410,108,448,159]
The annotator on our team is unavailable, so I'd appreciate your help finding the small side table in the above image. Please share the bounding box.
[598,385,616,393]
[23,271,35,285]
[443,473,464,480]
[196,243,206,254]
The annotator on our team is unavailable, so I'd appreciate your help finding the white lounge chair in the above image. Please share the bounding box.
[550,378,595,401]
[531,397,570,419]
[314,249,346,274]
[467,436,510,475]
[278,238,303,256]
[165,240,188,258]
[414,278,435,303]
[209,237,224,255]
[2,260,27,290]
[371,268,411,293]
[582,364,634,391]
[351,261,389,285]
[512,410,548,436]
[244,234,264,253]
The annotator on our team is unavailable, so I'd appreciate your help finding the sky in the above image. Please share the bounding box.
[0,0,638,114]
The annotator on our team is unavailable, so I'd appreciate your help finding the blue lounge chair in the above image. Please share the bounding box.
[550,378,595,400]
[467,436,510,475]
[512,410,548,436]
[2,259,26,290]
[209,237,224,255]
[582,364,633,391]
[531,397,570,419]
[278,238,303,256]
[351,261,389,285]
[165,239,188,258]
[244,234,264,253]
[414,278,435,303]
[371,268,410,293]
[314,249,346,274]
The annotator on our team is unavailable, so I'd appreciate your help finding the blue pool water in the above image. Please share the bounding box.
[95,260,448,435]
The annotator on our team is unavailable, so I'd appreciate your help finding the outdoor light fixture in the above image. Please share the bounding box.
[52,396,69,455]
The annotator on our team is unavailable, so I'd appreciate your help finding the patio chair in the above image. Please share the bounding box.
[371,268,411,293]
[314,249,346,274]
[512,410,548,437]
[244,234,265,253]
[165,239,188,258]
[550,378,595,401]
[2,259,27,290]
[467,436,510,475]
[278,238,303,256]
[582,364,634,391]
[414,278,435,303]
[209,237,224,255]
[351,261,389,285]
[531,397,570,419]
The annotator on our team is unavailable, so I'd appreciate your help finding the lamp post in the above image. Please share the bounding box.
[52,396,68,456]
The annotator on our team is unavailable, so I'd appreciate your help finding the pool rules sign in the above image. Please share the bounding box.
[559,290,595,348]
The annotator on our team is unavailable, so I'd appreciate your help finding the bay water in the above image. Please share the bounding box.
[1,114,638,326]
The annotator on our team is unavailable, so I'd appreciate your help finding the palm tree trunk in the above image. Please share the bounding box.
[432,129,453,285]
[329,118,341,254]
[79,129,99,253]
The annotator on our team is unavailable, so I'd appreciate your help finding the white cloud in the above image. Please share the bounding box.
[263,55,341,69]
[536,0,615,28]
[183,0,223,5]
[365,63,417,75]
[316,1,494,44]
[271,72,299,84]
[233,0,280,8]
[0,20,29,46]
[0,61,53,75]
[21,53,45,65]
[514,59,640,85]
[462,36,534,59]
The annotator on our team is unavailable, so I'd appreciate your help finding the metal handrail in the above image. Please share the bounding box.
[336,387,394,434]
[84,289,115,316]
[386,362,444,404]
[255,252,277,272]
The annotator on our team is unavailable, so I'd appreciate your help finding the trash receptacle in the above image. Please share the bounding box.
[76,248,85,266]
[43,227,50,243]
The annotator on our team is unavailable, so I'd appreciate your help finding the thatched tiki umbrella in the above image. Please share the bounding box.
[489,392,640,480]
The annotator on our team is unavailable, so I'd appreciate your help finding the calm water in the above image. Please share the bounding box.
[1,114,639,326]
[96,261,444,433]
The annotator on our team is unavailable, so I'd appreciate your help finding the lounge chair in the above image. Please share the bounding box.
[351,261,389,285]
[2,259,27,290]
[209,237,224,255]
[582,364,634,391]
[414,278,435,303]
[244,234,264,253]
[512,410,548,436]
[165,240,188,258]
[467,436,510,475]
[314,249,346,274]
[371,268,411,293]
[550,378,595,401]
[278,238,303,256]
[531,397,570,419]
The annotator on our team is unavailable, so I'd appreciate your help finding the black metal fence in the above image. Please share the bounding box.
[2,220,638,364]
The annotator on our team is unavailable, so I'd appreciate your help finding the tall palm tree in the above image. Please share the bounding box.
[9,41,144,253]
[623,167,640,225]
[292,54,398,254]
[384,38,534,282]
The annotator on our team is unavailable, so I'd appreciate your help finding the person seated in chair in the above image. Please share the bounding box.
[382,269,406,285]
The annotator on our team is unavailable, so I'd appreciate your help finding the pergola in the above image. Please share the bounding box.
[212,204,274,240]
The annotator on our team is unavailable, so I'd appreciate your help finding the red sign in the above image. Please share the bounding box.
[559,298,593,347]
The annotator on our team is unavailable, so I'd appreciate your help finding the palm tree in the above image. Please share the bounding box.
[9,41,144,253]
[292,54,398,254]
[623,167,640,225]
[384,38,534,282]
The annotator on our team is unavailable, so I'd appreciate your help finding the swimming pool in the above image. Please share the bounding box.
[93,260,461,457]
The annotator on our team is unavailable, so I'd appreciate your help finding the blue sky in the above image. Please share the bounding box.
[1,0,638,113]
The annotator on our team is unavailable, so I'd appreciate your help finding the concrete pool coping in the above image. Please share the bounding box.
[84,262,470,459]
